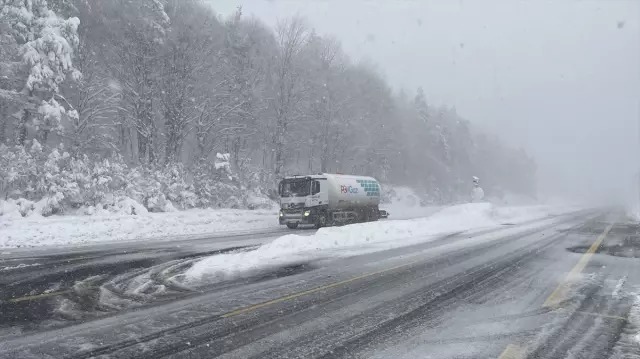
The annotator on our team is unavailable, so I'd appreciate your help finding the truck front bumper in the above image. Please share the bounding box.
[279,209,315,225]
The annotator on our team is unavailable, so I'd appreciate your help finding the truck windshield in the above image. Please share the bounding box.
[279,179,310,197]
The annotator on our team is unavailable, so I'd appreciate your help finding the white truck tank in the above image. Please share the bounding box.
[324,174,381,209]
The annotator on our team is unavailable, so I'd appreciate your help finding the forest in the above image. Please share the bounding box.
[0,0,536,215]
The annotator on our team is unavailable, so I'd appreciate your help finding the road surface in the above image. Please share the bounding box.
[1,209,639,358]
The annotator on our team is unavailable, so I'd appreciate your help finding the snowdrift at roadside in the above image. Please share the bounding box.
[0,186,462,249]
[185,203,578,284]
[0,208,279,248]
[380,186,442,220]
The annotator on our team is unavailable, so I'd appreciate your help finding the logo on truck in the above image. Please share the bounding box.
[356,179,380,197]
[340,185,359,194]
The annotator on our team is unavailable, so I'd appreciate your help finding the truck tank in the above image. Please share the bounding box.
[324,174,381,209]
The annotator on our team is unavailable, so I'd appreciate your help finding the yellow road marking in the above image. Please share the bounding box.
[498,344,527,359]
[498,222,615,357]
[542,223,613,309]
[222,261,417,318]
[8,289,73,303]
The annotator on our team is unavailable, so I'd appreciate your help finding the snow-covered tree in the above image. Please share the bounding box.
[1,3,540,215]
[157,0,221,164]
[59,0,120,157]
[271,17,309,177]
[100,0,169,164]
[1,0,81,145]
[301,33,350,173]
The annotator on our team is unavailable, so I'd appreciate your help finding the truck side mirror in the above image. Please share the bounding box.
[312,181,320,195]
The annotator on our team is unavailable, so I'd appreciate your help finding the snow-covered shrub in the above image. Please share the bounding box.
[125,166,164,212]
[193,154,244,208]
[0,144,34,199]
[1,143,133,216]
[245,188,276,210]
[3,144,111,215]
[193,174,243,208]
[85,157,128,207]
[32,146,82,215]
[0,198,35,218]
[233,157,279,206]
[113,196,149,215]
[214,153,232,178]
[194,152,264,209]
[161,163,197,209]
[0,145,273,216]
[125,163,196,212]
[0,142,76,215]
[35,98,67,139]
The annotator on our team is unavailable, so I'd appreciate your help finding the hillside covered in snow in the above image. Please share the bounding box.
[1,0,536,221]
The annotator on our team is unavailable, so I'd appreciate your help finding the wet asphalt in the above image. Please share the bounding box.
[0,210,639,359]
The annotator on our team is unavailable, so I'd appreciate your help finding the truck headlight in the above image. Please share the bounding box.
[304,210,310,217]
[279,211,284,217]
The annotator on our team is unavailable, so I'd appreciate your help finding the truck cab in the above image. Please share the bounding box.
[278,175,328,229]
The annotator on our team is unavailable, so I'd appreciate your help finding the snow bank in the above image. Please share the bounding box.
[626,202,640,222]
[629,294,640,346]
[0,199,34,219]
[0,208,278,248]
[381,186,442,219]
[635,296,640,345]
[611,292,640,357]
[185,203,574,284]
[486,191,537,206]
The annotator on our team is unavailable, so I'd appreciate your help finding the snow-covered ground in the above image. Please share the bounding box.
[635,295,640,346]
[0,208,279,248]
[0,185,579,250]
[626,202,640,222]
[611,291,640,356]
[380,186,442,219]
[629,293,640,346]
[184,203,580,284]
[0,186,444,249]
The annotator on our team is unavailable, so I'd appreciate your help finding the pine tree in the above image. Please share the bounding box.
[1,0,81,145]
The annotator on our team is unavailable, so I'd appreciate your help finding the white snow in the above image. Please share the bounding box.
[471,186,485,202]
[633,294,640,345]
[608,291,640,357]
[0,186,436,249]
[380,186,442,219]
[0,207,279,248]
[0,262,41,271]
[612,276,627,299]
[627,202,640,222]
[185,203,578,283]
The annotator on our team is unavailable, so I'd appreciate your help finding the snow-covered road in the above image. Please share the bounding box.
[2,206,639,359]
[184,203,578,285]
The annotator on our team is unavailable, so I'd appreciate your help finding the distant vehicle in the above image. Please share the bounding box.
[278,173,389,229]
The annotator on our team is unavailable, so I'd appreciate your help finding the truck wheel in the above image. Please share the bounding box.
[286,223,298,229]
[369,208,379,222]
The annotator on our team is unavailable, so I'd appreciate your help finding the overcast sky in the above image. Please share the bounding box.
[209,0,639,203]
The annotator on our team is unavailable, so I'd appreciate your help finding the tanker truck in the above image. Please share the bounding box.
[278,173,389,229]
